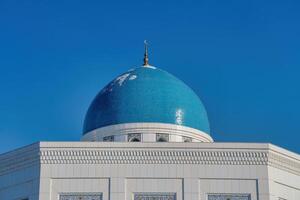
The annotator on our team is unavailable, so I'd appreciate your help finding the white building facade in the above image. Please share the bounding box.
[0,142,299,200]
[0,53,299,200]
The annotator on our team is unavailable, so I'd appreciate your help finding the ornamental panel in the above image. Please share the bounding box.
[134,193,176,200]
[208,194,251,200]
[59,193,102,200]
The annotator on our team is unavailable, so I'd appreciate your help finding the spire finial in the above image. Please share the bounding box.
[143,40,149,66]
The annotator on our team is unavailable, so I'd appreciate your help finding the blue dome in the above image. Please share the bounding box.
[83,66,210,135]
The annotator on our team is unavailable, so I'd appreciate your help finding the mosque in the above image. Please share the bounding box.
[0,43,299,200]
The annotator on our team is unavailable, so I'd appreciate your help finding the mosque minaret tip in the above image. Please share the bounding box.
[143,40,149,66]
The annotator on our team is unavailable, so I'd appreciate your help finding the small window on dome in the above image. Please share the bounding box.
[128,133,141,142]
[183,136,192,142]
[103,135,114,142]
[156,133,169,142]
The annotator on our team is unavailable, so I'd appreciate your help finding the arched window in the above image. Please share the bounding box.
[156,133,169,142]
[130,138,140,142]
[128,133,141,142]
[103,135,114,142]
[183,136,192,142]
[157,137,167,142]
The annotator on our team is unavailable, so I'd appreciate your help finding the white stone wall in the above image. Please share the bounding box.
[267,145,300,200]
[0,143,40,200]
[0,142,299,200]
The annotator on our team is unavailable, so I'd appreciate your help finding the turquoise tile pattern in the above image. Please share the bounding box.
[83,66,210,135]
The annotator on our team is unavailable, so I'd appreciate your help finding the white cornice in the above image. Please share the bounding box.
[0,142,299,176]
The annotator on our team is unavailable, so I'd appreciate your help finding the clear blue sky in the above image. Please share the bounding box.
[0,1,299,154]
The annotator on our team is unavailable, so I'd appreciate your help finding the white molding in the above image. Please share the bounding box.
[81,122,213,143]
[0,142,299,177]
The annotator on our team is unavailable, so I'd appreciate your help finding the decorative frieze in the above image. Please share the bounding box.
[38,147,300,175]
[0,143,299,176]
[39,149,269,166]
